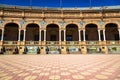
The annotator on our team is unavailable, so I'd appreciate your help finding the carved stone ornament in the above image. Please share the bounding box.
[98,21,104,27]
[59,21,66,27]
[40,21,47,27]
[79,21,85,27]
[0,20,5,27]
[20,20,26,27]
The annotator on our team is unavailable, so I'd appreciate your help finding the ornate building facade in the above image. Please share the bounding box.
[0,5,120,54]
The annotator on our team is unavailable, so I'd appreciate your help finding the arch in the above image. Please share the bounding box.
[26,23,39,41]
[64,22,80,29]
[84,22,100,29]
[4,23,19,41]
[105,23,119,40]
[103,22,120,29]
[24,21,41,29]
[3,21,21,29]
[66,24,79,41]
[45,22,61,29]
[85,23,99,41]
[46,24,59,41]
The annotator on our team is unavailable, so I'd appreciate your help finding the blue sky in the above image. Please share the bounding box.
[0,0,120,7]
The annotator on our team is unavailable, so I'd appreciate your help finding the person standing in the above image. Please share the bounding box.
[46,46,49,54]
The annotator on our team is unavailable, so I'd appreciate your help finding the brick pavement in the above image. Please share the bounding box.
[0,54,120,80]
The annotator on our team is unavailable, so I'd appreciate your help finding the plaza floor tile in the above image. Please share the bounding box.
[0,54,120,80]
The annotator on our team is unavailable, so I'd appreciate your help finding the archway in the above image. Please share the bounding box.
[26,24,39,41]
[4,23,19,41]
[66,24,78,41]
[105,23,119,40]
[46,24,59,41]
[85,24,99,41]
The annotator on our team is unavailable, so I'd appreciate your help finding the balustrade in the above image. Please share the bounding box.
[86,41,99,45]
[3,41,18,45]
[66,41,79,45]
[46,41,59,45]
[25,41,39,45]
[106,41,120,45]
[1,41,120,46]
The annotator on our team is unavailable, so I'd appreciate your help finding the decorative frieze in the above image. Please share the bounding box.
[4,11,22,16]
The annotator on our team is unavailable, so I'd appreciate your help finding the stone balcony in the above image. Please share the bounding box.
[1,41,120,46]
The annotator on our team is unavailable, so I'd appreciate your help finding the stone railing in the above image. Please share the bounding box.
[25,41,39,45]
[86,41,99,45]
[66,41,79,45]
[46,41,59,45]
[3,41,18,45]
[106,41,119,45]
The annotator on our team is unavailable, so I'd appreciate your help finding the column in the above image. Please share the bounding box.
[83,30,86,41]
[18,29,21,41]
[59,30,61,41]
[103,30,106,41]
[1,29,4,41]
[39,30,41,41]
[119,29,120,40]
[78,30,81,41]
[44,30,46,41]
[23,30,26,41]
[98,30,101,41]
[64,30,66,41]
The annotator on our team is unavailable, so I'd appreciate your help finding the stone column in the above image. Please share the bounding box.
[98,30,101,41]
[44,30,46,41]
[103,30,106,41]
[119,29,120,40]
[64,30,66,41]
[59,30,61,41]
[23,30,26,41]
[78,30,81,41]
[1,29,4,41]
[18,29,21,41]
[39,30,41,41]
[83,30,86,41]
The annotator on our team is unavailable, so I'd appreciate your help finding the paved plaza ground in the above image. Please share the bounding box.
[0,54,120,80]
